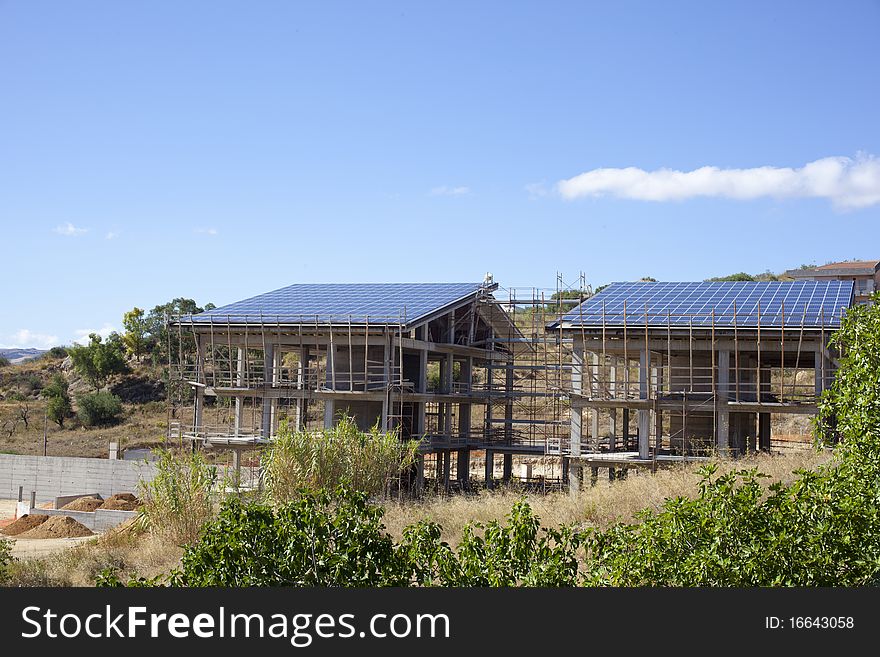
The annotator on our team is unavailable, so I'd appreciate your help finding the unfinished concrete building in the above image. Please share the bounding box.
[167,279,556,490]
[547,280,854,489]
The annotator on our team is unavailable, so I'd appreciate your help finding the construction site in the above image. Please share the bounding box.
[164,276,854,494]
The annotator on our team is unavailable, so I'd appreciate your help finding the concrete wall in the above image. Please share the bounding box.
[0,454,157,504]
[28,507,137,532]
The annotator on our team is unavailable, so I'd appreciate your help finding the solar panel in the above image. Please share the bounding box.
[183,282,483,327]
[553,281,853,329]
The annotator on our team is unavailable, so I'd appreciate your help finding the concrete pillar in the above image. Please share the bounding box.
[815,349,825,397]
[623,407,630,450]
[380,336,390,431]
[295,347,308,430]
[504,358,514,443]
[442,450,451,492]
[323,399,335,429]
[608,360,617,451]
[194,386,205,435]
[234,347,244,435]
[759,413,771,452]
[637,348,650,459]
[457,449,471,486]
[571,342,583,458]
[717,349,730,456]
[415,455,425,495]
[484,449,494,488]
[261,344,274,439]
[502,453,512,481]
[590,352,600,448]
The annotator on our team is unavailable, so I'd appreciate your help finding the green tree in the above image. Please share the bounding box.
[122,307,150,361]
[705,272,755,282]
[76,391,124,427]
[144,298,215,363]
[42,374,72,428]
[68,333,130,389]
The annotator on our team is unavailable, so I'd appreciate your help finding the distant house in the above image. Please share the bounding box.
[785,260,879,305]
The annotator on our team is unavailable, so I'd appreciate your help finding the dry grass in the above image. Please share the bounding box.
[381,448,830,545]
[2,523,184,587]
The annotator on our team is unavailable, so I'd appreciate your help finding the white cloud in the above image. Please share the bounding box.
[53,222,88,236]
[556,154,880,210]
[105,231,119,240]
[0,329,60,350]
[194,227,218,235]
[430,185,470,197]
[72,324,117,345]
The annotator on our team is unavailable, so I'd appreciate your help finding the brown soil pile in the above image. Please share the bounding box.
[61,497,104,512]
[19,515,94,539]
[1,514,50,536]
[99,493,142,511]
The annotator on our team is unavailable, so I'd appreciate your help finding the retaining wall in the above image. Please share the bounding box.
[28,507,137,532]
[0,454,158,504]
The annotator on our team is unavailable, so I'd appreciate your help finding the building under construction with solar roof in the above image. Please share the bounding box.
[167,276,854,493]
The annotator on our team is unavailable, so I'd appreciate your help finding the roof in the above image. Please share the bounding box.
[180,282,490,328]
[549,281,853,330]
[786,260,880,278]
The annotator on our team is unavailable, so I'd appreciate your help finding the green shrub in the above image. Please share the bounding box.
[0,356,9,368]
[68,333,129,389]
[43,346,68,360]
[138,449,218,546]
[42,374,72,428]
[0,537,13,583]
[262,415,419,502]
[76,391,123,427]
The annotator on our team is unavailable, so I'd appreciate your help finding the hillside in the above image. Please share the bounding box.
[0,348,46,364]
[0,352,167,458]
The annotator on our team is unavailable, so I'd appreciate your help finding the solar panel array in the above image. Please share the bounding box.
[555,281,853,329]
[184,282,483,327]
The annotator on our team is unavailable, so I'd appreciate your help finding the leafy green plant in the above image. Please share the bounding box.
[76,391,123,427]
[138,449,218,545]
[262,415,419,502]
[0,537,14,583]
[68,332,129,389]
[42,374,72,428]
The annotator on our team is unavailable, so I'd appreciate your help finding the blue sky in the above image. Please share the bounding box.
[1,1,878,349]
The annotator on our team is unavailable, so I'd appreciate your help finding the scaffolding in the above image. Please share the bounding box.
[165,277,846,493]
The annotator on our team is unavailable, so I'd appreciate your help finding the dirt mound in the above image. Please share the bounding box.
[61,496,103,512]
[19,515,94,539]
[1,514,50,536]
[99,493,141,511]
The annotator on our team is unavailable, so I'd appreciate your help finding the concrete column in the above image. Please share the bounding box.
[590,352,600,448]
[717,349,730,456]
[814,349,825,397]
[415,455,425,495]
[608,360,617,451]
[323,400,335,429]
[295,347,309,430]
[234,347,244,436]
[442,450,451,492]
[759,413,771,452]
[381,336,390,431]
[484,449,494,488]
[194,386,205,434]
[457,449,471,486]
[502,453,512,482]
[623,407,630,450]
[571,342,583,458]
[261,344,274,438]
[504,358,514,443]
[637,348,650,459]
[570,342,584,492]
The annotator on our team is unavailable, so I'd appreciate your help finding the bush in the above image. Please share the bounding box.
[42,374,72,428]
[43,346,68,360]
[0,537,13,583]
[262,415,419,502]
[103,488,581,587]
[68,333,129,389]
[76,391,123,427]
[0,356,9,368]
[138,449,218,546]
